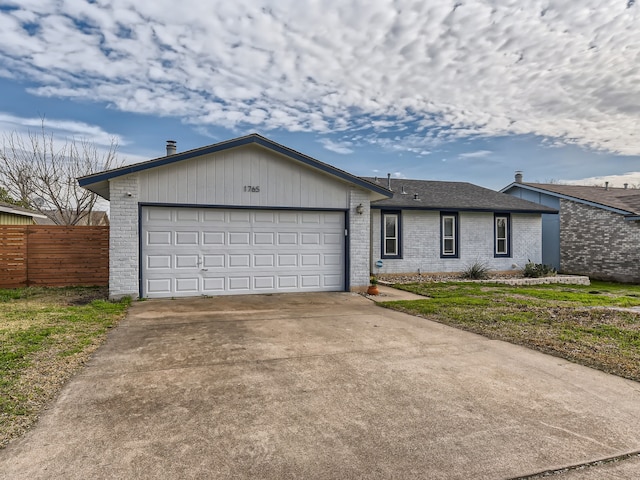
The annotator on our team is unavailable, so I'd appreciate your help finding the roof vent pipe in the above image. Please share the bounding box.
[387,173,392,190]
[624,183,628,189]
[401,185,407,194]
[166,140,177,156]
[414,193,420,201]
[515,171,523,183]
[605,181,609,191]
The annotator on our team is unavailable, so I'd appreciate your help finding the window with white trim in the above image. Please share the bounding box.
[382,211,401,258]
[441,213,458,257]
[495,214,511,257]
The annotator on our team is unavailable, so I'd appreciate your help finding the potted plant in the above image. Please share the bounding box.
[367,275,379,295]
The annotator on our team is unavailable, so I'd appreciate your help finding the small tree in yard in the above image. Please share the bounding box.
[0,124,121,225]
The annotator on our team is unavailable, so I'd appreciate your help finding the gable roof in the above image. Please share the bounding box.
[502,182,640,218]
[0,201,47,219]
[363,178,557,213]
[78,133,392,201]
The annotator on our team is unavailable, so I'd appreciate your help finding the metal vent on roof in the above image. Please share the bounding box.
[401,185,407,194]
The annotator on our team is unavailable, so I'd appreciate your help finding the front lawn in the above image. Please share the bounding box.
[0,287,130,448]
[383,281,640,382]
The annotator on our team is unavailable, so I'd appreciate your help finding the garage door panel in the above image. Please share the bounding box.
[203,232,225,245]
[176,231,199,245]
[203,254,225,268]
[253,276,275,289]
[142,207,344,297]
[175,277,199,292]
[147,231,172,246]
[228,277,250,290]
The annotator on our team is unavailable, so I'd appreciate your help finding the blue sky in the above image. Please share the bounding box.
[1,0,639,190]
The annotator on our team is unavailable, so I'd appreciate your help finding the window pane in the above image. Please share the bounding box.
[443,217,453,237]
[385,216,397,238]
[385,239,397,255]
[444,238,454,254]
[497,239,506,254]
[496,218,506,238]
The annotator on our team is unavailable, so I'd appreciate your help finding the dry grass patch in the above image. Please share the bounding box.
[0,287,130,448]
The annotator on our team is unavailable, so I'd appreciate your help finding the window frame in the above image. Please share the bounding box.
[494,213,511,257]
[381,210,402,259]
[440,212,459,258]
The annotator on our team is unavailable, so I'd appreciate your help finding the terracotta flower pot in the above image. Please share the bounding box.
[367,285,379,295]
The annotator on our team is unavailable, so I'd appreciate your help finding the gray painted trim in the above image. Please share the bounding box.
[79,134,392,198]
[138,202,348,212]
[501,183,633,216]
[625,216,640,221]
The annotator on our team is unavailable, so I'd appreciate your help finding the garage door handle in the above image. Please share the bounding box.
[201,269,208,272]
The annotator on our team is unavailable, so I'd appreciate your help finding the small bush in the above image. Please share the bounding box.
[523,260,557,278]
[461,261,491,280]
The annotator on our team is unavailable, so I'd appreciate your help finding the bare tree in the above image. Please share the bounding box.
[0,124,121,225]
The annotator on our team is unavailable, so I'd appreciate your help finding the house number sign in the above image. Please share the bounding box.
[243,186,260,192]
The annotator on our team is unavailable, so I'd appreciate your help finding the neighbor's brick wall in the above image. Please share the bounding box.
[560,199,640,282]
[349,187,372,291]
[109,174,140,299]
[370,210,541,275]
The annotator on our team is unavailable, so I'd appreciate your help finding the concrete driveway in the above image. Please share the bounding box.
[2,291,640,479]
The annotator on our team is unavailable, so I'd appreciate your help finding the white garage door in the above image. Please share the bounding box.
[141,207,345,298]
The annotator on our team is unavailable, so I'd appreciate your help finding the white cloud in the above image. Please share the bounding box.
[0,112,126,146]
[318,138,354,154]
[458,150,492,159]
[1,1,640,155]
[564,172,640,188]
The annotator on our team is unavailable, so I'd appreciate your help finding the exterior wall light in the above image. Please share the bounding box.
[356,203,364,215]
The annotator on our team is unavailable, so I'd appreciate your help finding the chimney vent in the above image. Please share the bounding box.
[624,183,629,189]
[605,181,609,191]
[387,173,392,190]
[515,171,523,183]
[166,140,177,156]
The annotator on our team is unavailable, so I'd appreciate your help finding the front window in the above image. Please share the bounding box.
[441,213,458,257]
[495,214,511,257]
[381,211,401,258]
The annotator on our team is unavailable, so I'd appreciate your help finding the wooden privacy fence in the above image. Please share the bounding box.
[0,225,108,288]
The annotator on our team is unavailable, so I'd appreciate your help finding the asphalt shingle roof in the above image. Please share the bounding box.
[520,183,640,215]
[363,178,557,213]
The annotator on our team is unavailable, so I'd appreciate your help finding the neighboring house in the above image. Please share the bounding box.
[0,201,47,225]
[79,134,391,299]
[78,134,554,299]
[363,177,557,275]
[502,173,640,283]
[35,210,110,226]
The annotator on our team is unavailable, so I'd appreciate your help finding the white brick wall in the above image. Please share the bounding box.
[349,188,372,290]
[108,175,139,299]
[370,210,542,275]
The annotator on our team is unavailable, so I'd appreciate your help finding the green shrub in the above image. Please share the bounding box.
[461,261,491,280]
[523,260,557,278]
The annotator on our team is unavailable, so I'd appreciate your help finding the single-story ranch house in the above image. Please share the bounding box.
[79,134,556,299]
[502,173,640,283]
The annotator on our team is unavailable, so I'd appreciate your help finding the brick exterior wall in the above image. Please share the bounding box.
[370,210,542,275]
[349,188,372,291]
[108,175,140,299]
[560,199,640,282]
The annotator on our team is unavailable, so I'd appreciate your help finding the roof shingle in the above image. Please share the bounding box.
[363,178,557,213]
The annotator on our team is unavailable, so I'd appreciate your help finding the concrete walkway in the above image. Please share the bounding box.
[1,292,640,479]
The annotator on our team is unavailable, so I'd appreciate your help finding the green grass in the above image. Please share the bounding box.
[384,281,640,382]
[0,287,130,447]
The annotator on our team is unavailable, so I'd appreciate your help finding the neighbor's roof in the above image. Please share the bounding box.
[503,182,640,217]
[0,201,47,218]
[78,133,392,201]
[363,178,557,213]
